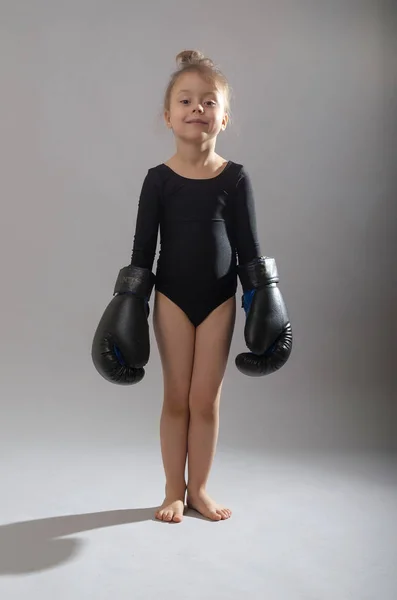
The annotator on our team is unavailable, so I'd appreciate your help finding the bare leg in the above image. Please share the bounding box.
[152,292,196,523]
[186,296,236,521]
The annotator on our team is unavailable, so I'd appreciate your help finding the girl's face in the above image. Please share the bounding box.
[165,71,228,143]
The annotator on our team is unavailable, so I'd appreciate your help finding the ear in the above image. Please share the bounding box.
[221,112,229,131]
[164,110,172,129]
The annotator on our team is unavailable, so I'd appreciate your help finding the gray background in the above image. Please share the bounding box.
[1,2,397,599]
[1,0,396,457]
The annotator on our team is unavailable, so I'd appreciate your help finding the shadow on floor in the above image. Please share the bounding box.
[0,506,203,575]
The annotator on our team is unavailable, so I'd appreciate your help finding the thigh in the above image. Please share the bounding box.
[153,291,196,408]
[189,296,236,410]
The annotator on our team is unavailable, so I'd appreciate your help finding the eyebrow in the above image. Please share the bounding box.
[176,89,217,95]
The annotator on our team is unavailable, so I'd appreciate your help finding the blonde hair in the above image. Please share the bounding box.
[163,50,232,118]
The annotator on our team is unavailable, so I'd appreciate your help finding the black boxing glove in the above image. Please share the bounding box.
[91,264,155,385]
[235,256,293,376]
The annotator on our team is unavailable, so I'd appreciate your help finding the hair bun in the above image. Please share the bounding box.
[175,50,214,69]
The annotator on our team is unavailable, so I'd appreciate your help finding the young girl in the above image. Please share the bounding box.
[92,50,292,523]
[152,50,257,523]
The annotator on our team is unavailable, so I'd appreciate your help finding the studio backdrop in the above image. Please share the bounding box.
[0,0,395,456]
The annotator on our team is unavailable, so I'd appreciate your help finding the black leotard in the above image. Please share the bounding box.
[130,160,261,326]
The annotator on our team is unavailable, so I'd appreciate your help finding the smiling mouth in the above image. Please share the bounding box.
[187,120,208,124]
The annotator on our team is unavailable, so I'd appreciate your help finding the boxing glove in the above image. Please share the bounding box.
[91,264,155,385]
[235,256,293,376]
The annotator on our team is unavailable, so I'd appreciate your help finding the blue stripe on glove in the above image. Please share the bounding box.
[242,289,255,315]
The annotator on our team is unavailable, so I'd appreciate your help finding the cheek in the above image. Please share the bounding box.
[173,105,187,119]
[213,110,225,125]
[169,100,182,114]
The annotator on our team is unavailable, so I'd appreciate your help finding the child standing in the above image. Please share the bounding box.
[92,50,292,523]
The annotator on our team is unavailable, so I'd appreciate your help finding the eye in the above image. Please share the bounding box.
[205,100,216,106]
[180,99,190,104]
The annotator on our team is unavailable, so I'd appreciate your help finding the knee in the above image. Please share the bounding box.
[163,390,190,417]
[189,389,219,419]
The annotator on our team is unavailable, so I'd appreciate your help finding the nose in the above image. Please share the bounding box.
[193,104,204,113]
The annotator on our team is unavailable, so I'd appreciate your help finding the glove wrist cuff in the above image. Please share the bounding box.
[114,265,155,297]
[238,256,279,291]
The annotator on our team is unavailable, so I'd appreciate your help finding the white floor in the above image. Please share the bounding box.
[0,446,396,600]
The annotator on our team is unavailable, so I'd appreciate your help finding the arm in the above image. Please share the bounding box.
[232,167,293,377]
[130,168,161,271]
[114,167,161,304]
[232,167,263,312]
[233,167,262,268]
[91,168,161,386]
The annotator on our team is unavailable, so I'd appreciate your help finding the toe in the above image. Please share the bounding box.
[173,513,183,523]
[211,511,222,521]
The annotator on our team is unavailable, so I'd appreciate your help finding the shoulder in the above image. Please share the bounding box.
[144,162,177,184]
[225,161,251,186]
[139,164,168,191]
[144,163,165,179]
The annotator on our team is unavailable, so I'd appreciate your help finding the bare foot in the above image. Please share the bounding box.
[187,489,232,521]
[155,497,185,523]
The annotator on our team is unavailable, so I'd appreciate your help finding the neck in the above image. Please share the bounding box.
[173,139,218,168]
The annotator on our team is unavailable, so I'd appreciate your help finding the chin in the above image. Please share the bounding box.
[178,132,209,142]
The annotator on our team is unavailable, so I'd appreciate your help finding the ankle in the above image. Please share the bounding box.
[187,483,206,496]
[165,482,187,498]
